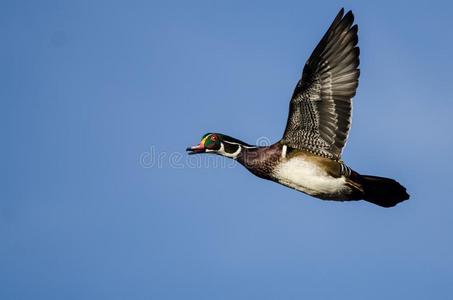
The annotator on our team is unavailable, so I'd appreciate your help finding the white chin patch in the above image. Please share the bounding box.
[217,143,241,159]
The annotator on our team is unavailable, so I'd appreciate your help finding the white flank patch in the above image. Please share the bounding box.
[273,156,348,198]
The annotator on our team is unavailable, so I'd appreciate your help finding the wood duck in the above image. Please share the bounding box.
[186,9,409,207]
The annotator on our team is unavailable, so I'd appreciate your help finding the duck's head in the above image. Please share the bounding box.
[186,133,221,154]
[186,133,252,158]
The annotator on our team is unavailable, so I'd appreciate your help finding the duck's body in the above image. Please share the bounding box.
[187,9,409,207]
[271,149,353,200]
[217,141,406,207]
[238,143,352,199]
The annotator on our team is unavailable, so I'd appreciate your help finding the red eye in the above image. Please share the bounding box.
[211,135,217,141]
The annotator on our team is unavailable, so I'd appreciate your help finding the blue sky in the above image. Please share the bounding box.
[2,0,453,299]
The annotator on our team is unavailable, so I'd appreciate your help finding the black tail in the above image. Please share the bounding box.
[360,175,409,208]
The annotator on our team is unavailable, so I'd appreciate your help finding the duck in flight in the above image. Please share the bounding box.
[186,9,409,207]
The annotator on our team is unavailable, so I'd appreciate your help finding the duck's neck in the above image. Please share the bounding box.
[218,140,258,160]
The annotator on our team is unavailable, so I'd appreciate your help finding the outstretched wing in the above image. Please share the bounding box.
[282,9,360,160]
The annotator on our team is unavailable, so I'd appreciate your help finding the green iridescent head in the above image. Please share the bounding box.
[186,133,222,154]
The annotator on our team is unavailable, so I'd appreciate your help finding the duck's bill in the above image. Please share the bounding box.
[186,144,206,155]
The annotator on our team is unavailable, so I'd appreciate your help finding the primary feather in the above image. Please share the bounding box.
[282,9,360,159]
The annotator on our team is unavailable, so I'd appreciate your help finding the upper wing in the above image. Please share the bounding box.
[282,9,360,160]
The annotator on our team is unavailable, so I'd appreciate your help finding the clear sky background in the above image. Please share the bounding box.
[2,0,453,299]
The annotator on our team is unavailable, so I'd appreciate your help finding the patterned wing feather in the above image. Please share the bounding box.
[282,9,360,159]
